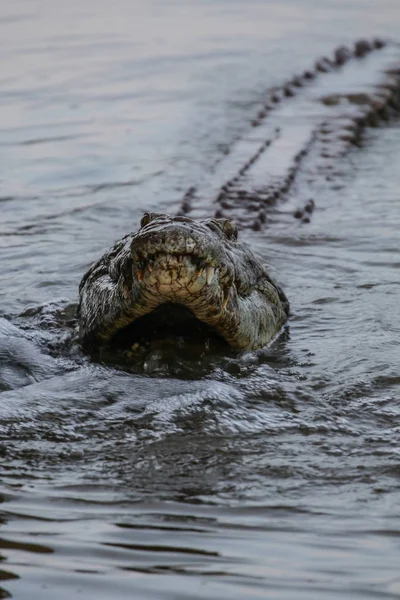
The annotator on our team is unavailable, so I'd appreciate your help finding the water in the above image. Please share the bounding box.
[1,0,400,598]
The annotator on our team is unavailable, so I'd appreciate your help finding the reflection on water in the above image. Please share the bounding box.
[1,0,400,598]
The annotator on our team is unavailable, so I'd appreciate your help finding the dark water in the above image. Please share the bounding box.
[1,1,400,598]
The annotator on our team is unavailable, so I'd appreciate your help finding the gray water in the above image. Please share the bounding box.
[1,0,400,598]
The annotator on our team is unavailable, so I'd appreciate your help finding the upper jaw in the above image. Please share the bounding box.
[125,219,243,329]
[129,219,236,301]
[130,218,227,265]
[132,251,233,312]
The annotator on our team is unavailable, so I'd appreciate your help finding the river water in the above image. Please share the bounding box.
[1,0,400,598]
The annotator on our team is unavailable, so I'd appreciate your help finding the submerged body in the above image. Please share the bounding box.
[78,38,400,354]
[78,213,289,350]
[2,38,400,388]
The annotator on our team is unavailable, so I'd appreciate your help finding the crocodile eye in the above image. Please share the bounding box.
[140,213,153,228]
[211,218,238,241]
[222,219,238,240]
[140,212,170,229]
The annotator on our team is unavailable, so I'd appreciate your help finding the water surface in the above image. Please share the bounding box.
[1,1,400,598]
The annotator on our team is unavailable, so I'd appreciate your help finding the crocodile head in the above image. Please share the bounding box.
[78,213,289,350]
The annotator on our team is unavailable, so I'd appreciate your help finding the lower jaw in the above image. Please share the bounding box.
[110,302,229,349]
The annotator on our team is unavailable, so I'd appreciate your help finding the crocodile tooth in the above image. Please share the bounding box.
[205,266,215,285]
[197,267,204,278]
[222,287,230,309]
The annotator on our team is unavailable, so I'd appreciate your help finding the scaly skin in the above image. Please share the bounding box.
[179,38,400,228]
[78,213,289,349]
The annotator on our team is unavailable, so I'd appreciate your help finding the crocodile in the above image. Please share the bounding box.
[1,38,400,393]
[78,38,400,353]
[78,213,289,350]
